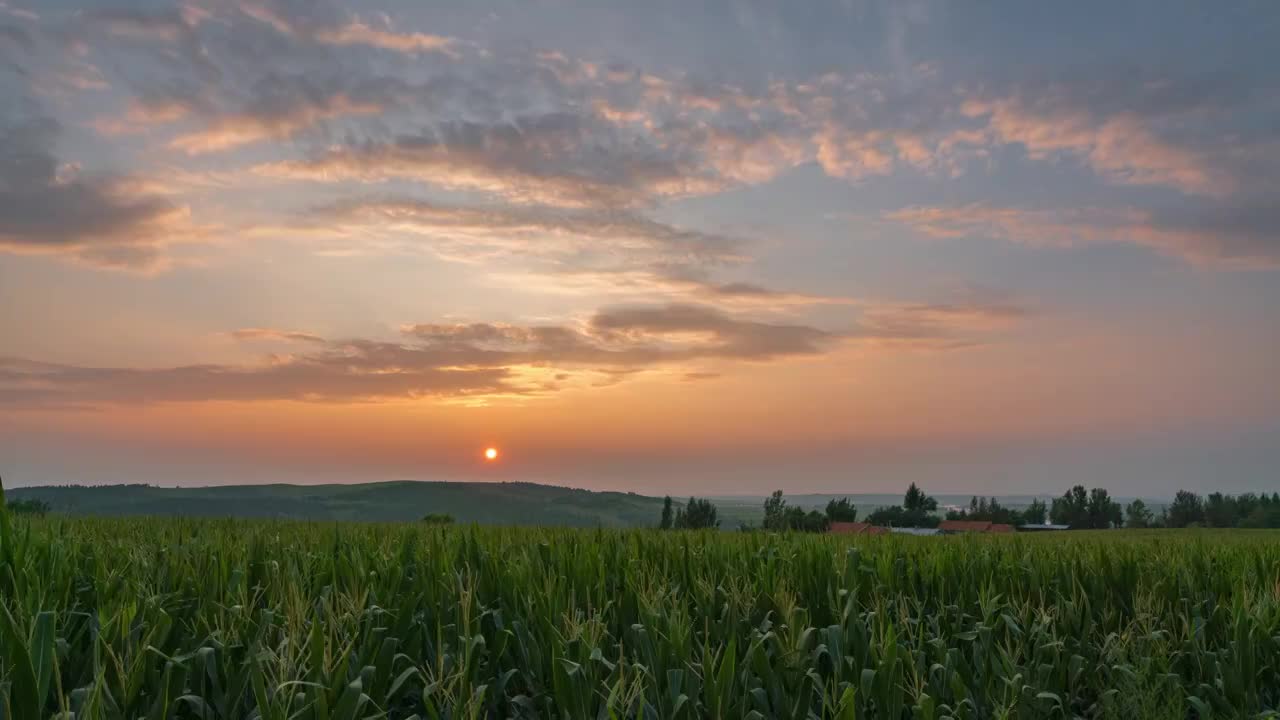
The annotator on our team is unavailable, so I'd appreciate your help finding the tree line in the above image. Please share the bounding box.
[658,495,720,530]
[1154,490,1280,529]
[657,485,1280,531]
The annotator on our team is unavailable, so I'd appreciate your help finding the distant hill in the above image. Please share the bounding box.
[8,481,667,528]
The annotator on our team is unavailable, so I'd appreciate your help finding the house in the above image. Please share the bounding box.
[889,527,941,536]
[1017,523,1071,532]
[829,521,889,536]
[938,520,1015,534]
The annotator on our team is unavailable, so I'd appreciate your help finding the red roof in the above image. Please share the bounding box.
[829,522,889,536]
[939,520,1015,533]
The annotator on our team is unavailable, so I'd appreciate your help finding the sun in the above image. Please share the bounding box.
[484,447,499,461]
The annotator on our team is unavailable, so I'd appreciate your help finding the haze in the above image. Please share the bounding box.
[2,0,1277,496]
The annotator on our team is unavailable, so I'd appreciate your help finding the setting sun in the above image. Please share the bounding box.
[484,447,499,461]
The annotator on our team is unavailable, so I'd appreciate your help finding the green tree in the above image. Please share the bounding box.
[659,495,674,529]
[6,498,50,516]
[824,497,858,522]
[761,491,832,532]
[421,513,454,525]
[1166,490,1204,528]
[1239,504,1280,529]
[800,509,830,532]
[1204,492,1237,528]
[864,484,941,528]
[762,490,788,531]
[903,483,938,513]
[947,496,1020,524]
[1050,485,1091,528]
[1124,499,1153,529]
[1021,498,1048,525]
[674,497,719,530]
[1087,488,1122,529]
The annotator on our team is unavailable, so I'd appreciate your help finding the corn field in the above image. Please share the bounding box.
[1,512,1279,719]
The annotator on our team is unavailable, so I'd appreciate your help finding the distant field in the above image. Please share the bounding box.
[1,511,1277,718]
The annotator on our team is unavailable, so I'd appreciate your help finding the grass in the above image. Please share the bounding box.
[1,510,1278,718]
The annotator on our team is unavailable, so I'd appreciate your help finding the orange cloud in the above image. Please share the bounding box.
[962,98,1226,196]
[887,203,1279,268]
[169,94,383,154]
[314,21,458,56]
[90,100,192,136]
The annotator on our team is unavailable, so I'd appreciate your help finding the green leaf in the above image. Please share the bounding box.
[0,604,41,718]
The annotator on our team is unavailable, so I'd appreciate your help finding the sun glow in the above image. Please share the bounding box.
[484,447,499,461]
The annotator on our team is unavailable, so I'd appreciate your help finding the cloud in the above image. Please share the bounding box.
[588,304,831,359]
[231,328,327,343]
[0,354,512,407]
[38,0,1278,279]
[313,20,458,56]
[89,99,193,136]
[887,203,1280,268]
[254,197,864,310]
[0,119,197,269]
[89,71,410,153]
[960,96,1228,197]
[2,282,1025,407]
[255,111,722,207]
[169,91,384,154]
[480,268,857,311]
[86,7,193,43]
[853,297,1028,348]
[2,304,838,407]
[234,1,458,55]
[289,198,747,264]
[400,304,834,367]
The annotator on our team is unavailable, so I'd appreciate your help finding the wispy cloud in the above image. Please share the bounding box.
[887,203,1280,268]
[1,304,834,407]
[314,20,458,56]
[251,197,747,268]
[230,328,327,344]
[2,293,1026,409]
[961,98,1227,196]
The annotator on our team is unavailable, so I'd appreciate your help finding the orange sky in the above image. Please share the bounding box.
[2,0,1278,494]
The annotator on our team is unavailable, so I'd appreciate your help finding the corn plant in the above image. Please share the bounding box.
[1,486,1278,718]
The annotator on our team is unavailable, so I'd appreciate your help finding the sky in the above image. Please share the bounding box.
[1,0,1278,496]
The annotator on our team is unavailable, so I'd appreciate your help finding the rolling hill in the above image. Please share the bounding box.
[8,481,668,527]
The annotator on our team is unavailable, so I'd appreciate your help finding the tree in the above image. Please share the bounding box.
[7,498,51,516]
[903,483,938,513]
[674,497,719,530]
[1204,492,1237,528]
[1125,499,1153,529]
[864,484,941,528]
[1166,490,1204,528]
[1049,487,1120,529]
[1239,504,1280,529]
[947,496,1020,524]
[421,513,454,525]
[1022,499,1048,525]
[864,505,906,527]
[800,509,830,532]
[1087,488,1122,529]
[1050,485,1091,529]
[825,497,858,523]
[762,491,832,532]
[659,495,674,529]
[763,490,789,531]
